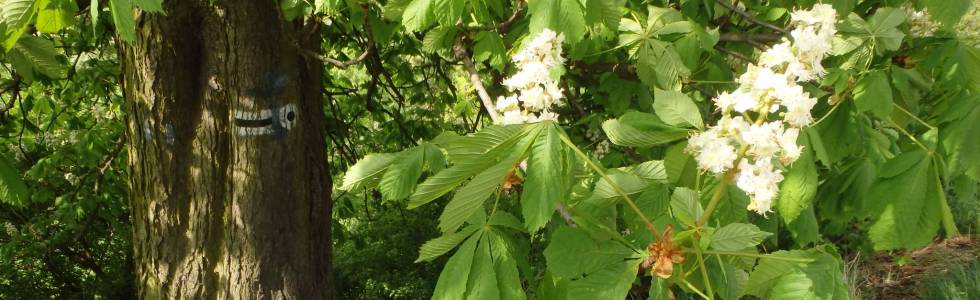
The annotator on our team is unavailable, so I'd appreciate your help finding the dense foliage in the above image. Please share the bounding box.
[0,0,977,299]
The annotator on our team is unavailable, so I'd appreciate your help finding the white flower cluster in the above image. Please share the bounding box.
[495,29,566,125]
[687,4,837,215]
[903,4,940,37]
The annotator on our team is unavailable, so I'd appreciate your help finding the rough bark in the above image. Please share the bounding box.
[120,1,332,298]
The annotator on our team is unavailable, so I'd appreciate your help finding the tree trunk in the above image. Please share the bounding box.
[120,1,332,298]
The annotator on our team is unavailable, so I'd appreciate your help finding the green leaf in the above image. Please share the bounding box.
[340,153,397,191]
[464,234,501,300]
[379,146,424,201]
[710,223,772,251]
[867,8,905,53]
[132,0,163,12]
[601,112,690,147]
[35,0,77,33]
[625,184,670,232]
[635,39,690,90]
[852,71,893,118]
[653,88,703,129]
[2,0,38,50]
[584,0,623,31]
[402,0,434,31]
[410,125,525,208]
[438,156,519,233]
[944,102,980,180]
[488,231,526,300]
[664,141,698,188]
[89,0,99,35]
[868,7,906,30]
[743,246,849,300]
[589,169,650,206]
[432,233,480,300]
[421,25,456,53]
[787,206,821,247]
[522,123,566,233]
[9,36,66,79]
[544,227,641,299]
[922,0,972,29]
[867,151,942,250]
[396,0,461,29]
[279,0,312,21]
[620,160,668,182]
[528,0,587,44]
[473,31,506,70]
[670,187,701,227]
[777,135,818,224]
[108,0,135,43]
[416,225,480,262]
[711,260,749,300]
[0,155,28,206]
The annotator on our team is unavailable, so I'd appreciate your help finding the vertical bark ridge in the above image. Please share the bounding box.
[122,1,332,298]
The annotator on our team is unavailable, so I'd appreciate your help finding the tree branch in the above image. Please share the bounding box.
[714,45,754,63]
[718,32,783,43]
[462,0,526,33]
[293,5,373,69]
[716,0,789,35]
[454,37,501,124]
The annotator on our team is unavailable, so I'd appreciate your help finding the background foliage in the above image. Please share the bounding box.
[0,0,977,299]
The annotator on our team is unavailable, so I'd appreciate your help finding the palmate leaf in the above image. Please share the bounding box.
[710,223,772,251]
[9,36,66,80]
[852,70,893,118]
[409,125,526,208]
[416,225,480,262]
[0,155,28,206]
[653,88,703,129]
[35,0,77,33]
[379,146,425,201]
[131,0,163,12]
[528,0,587,44]
[776,133,818,224]
[921,0,972,28]
[867,150,943,250]
[431,222,525,300]
[544,227,641,300]
[1,0,37,50]
[588,169,650,206]
[401,0,464,32]
[438,154,520,233]
[340,153,397,191]
[743,245,849,300]
[601,111,690,147]
[943,100,980,180]
[584,0,623,31]
[670,187,701,227]
[108,0,135,42]
[432,233,480,300]
[522,122,568,233]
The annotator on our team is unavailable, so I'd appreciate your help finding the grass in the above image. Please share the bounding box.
[919,260,980,300]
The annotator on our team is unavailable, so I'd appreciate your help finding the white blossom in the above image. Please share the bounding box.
[494,29,566,125]
[687,128,738,174]
[741,122,783,159]
[777,127,802,164]
[685,5,838,216]
[736,158,783,215]
[904,4,940,37]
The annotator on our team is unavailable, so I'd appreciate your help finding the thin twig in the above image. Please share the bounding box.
[716,0,789,34]
[714,45,754,63]
[718,32,783,43]
[293,5,372,69]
